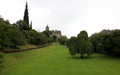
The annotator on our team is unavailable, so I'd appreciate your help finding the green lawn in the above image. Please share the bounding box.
[1,43,120,75]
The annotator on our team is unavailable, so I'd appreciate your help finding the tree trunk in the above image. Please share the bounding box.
[81,53,84,58]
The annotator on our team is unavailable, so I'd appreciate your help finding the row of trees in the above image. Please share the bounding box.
[0,17,54,70]
[67,31,94,58]
[0,17,53,51]
[67,30,120,58]
[90,30,120,57]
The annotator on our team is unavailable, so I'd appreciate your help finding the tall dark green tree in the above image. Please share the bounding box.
[67,37,77,56]
[77,31,93,58]
[67,31,93,58]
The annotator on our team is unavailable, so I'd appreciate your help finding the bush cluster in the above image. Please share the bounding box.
[0,17,54,70]
[0,17,53,51]
[90,30,120,57]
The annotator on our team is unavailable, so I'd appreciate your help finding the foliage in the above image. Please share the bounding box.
[90,29,120,57]
[0,17,53,51]
[14,20,31,30]
[52,35,57,41]
[22,30,53,45]
[58,36,68,45]
[8,27,27,48]
[0,18,10,50]
[0,16,54,71]
[43,31,51,37]
[34,32,51,45]
[67,31,93,58]
[41,31,53,44]
[0,18,26,50]
[22,30,38,44]
[67,37,77,56]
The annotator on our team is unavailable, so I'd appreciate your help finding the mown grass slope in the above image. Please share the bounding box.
[1,43,120,75]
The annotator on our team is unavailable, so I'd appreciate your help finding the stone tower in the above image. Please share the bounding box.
[46,25,49,31]
[23,2,29,25]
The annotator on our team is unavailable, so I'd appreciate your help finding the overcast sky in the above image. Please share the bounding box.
[0,0,120,38]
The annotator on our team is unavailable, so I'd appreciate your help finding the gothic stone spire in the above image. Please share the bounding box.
[23,2,29,25]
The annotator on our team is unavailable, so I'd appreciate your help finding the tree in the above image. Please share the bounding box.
[67,37,77,56]
[0,17,26,50]
[77,31,93,58]
[67,31,93,58]
[90,33,101,52]
[0,17,11,50]
[0,18,9,70]
[21,30,37,45]
[0,18,4,66]
[43,31,51,37]
[58,36,68,45]
[15,20,30,30]
[110,30,120,56]
[53,35,57,41]
[36,32,50,45]
[90,29,120,57]
[7,27,27,48]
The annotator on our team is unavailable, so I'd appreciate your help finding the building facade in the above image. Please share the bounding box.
[45,25,62,39]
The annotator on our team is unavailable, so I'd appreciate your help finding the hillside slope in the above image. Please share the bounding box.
[1,43,120,75]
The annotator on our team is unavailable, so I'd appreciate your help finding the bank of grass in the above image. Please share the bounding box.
[2,43,52,53]
[1,43,120,75]
[18,44,38,50]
